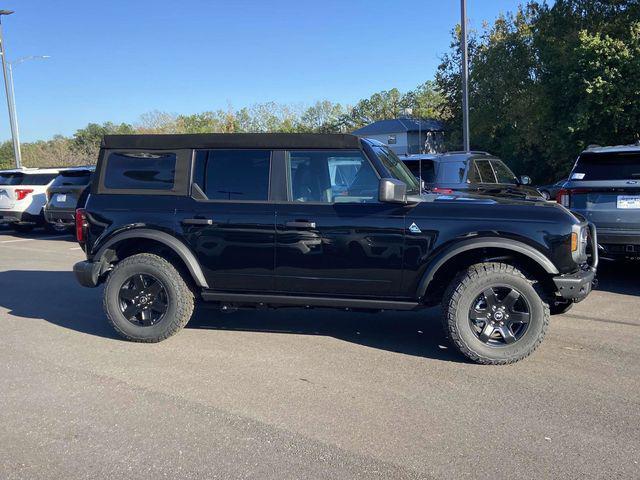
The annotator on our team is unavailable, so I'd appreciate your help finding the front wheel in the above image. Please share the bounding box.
[103,253,194,342]
[442,262,549,365]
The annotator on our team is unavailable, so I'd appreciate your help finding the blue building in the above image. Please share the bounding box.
[352,118,445,156]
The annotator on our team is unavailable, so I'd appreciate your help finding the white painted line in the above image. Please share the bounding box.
[0,235,64,244]
[69,246,82,250]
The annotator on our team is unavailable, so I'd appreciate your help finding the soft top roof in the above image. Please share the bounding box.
[102,133,362,150]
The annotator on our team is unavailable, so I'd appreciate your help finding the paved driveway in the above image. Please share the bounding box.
[0,228,638,479]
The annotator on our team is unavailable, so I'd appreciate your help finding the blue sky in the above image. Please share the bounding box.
[0,0,526,142]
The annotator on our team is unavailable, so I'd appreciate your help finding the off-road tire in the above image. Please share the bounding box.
[442,262,550,365]
[103,253,194,342]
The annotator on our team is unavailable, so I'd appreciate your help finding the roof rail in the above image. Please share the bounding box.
[444,150,492,155]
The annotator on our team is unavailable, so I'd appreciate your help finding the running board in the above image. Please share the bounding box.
[201,291,420,311]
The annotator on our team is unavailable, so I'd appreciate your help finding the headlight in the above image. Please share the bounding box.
[571,225,588,263]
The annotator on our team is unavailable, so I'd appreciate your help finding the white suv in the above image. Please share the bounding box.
[0,168,60,233]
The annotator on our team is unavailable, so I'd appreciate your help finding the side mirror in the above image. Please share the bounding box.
[379,178,407,203]
[519,175,531,185]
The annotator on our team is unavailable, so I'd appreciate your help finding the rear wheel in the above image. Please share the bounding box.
[442,262,549,365]
[103,253,194,342]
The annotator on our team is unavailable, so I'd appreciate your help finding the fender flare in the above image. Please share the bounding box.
[94,229,209,288]
[417,237,559,298]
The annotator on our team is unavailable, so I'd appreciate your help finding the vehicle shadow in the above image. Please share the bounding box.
[0,226,75,241]
[594,260,640,296]
[0,269,462,363]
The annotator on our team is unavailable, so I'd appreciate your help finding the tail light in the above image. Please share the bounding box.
[75,208,88,243]
[432,187,454,194]
[15,188,34,201]
[557,189,570,207]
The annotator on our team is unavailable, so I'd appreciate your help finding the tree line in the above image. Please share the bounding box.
[1,0,638,183]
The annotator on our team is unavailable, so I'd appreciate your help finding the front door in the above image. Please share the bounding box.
[275,150,406,297]
[177,149,276,292]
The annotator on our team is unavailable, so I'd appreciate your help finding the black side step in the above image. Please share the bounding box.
[201,291,420,311]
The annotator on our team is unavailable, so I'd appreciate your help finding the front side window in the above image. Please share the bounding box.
[194,150,271,201]
[288,150,378,203]
[491,160,518,184]
[104,152,176,190]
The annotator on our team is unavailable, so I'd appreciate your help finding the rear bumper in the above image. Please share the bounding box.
[73,260,103,288]
[0,210,43,224]
[44,207,76,225]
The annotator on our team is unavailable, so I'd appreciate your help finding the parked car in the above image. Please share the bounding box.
[401,152,544,199]
[558,143,640,259]
[44,166,95,232]
[74,134,596,365]
[538,178,568,200]
[0,168,60,232]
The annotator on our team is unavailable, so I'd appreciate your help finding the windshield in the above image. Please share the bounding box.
[371,146,421,194]
[572,152,640,181]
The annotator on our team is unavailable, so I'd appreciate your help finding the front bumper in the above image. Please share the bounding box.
[553,222,598,302]
[73,260,103,288]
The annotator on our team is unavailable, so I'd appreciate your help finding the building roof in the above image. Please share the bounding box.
[102,133,362,150]
[352,118,445,136]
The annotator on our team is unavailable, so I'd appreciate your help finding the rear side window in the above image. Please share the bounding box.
[194,150,271,201]
[104,152,176,190]
[51,171,93,187]
[437,161,467,183]
[0,173,56,185]
[571,152,640,181]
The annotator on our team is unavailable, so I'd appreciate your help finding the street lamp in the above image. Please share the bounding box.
[5,55,50,167]
[0,9,22,167]
[460,0,471,152]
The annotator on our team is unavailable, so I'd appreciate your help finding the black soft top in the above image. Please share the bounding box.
[101,133,362,150]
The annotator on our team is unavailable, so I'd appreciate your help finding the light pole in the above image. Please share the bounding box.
[460,0,471,152]
[5,55,50,168]
[0,9,21,167]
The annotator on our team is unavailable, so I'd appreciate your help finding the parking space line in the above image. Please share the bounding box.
[0,236,65,244]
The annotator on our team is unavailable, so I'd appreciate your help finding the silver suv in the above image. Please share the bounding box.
[559,143,640,259]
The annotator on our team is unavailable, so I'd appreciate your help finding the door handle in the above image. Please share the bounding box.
[286,221,316,229]
[182,218,214,225]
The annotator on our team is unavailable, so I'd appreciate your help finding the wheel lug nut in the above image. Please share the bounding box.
[500,321,504,326]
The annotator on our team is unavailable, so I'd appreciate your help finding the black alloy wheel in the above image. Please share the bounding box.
[118,273,168,326]
[468,285,531,346]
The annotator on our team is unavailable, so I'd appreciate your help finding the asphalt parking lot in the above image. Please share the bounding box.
[0,227,638,479]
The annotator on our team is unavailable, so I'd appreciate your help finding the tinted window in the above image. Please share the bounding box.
[289,150,378,203]
[405,160,436,183]
[0,173,23,185]
[572,152,640,181]
[51,171,93,187]
[196,150,270,201]
[474,160,497,183]
[105,152,176,190]
[0,173,57,185]
[491,160,517,184]
[437,161,467,183]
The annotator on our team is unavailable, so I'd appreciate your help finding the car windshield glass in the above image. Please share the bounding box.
[437,161,467,183]
[372,146,420,194]
[51,171,93,187]
[572,152,640,181]
[0,173,55,185]
[491,160,518,184]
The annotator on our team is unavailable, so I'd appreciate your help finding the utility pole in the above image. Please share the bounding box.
[460,0,471,152]
[0,10,21,168]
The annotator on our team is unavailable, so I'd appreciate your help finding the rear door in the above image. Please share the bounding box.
[567,151,640,230]
[275,149,406,297]
[176,149,276,292]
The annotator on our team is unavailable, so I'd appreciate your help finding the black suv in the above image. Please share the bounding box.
[74,133,597,364]
[44,166,94,232]
[401,151,543,199]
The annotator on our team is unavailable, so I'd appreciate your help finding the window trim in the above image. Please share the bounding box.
[96,148,191,196]
[189,148,274,204]
[284,148,381,205]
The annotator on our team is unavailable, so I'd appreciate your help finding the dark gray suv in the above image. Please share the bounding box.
[559,144,640,259]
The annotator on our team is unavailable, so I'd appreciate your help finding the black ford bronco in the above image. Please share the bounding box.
[74,133,597,364]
